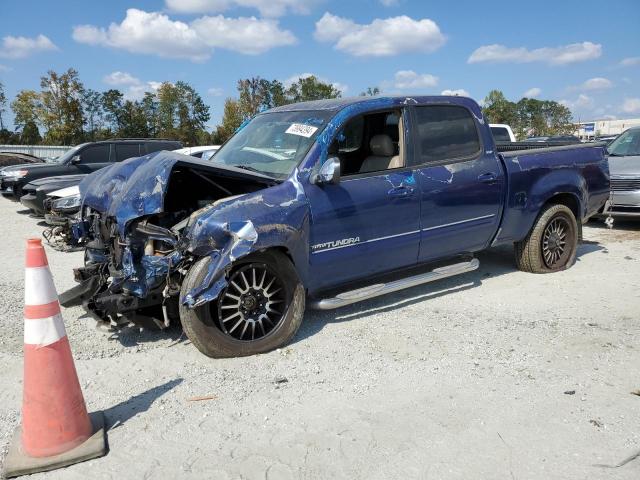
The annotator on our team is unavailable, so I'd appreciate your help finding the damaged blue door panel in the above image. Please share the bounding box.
[305,169,420,291]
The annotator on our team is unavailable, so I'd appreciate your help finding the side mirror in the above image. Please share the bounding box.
[312,157,340,185]
[70,155,81,164]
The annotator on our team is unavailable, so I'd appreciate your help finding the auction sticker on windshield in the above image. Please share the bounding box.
[285,123,318,138]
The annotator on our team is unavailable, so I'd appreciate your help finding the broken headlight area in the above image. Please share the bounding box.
[61,161,276,332]
[42,197,83,252]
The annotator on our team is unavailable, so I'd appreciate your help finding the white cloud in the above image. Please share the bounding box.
[620,57,640,67]
[207,87,223,96]
[468,41,602,65]
[103,71,141,86]
[284,72,348,94]
[102,70,161,100]
[441,89,469,97]
[73,8,296,62]
[523,87,541,98]
[622,98,640,114]
[0,64,11,72]
[386,70,438,90]
[190,15,296,54]
[580,77,612,90]
[560,94,594,110]
[314,12,445,57]
[0,34,58,59]
[379,0,399,5]
[165,0,317,17]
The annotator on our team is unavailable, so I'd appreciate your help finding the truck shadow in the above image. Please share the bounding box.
[294,241,605,344]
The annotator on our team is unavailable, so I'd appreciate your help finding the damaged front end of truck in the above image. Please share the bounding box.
[59,150,310,331]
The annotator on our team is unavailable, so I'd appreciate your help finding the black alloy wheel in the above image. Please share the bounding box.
[216,263,286,341]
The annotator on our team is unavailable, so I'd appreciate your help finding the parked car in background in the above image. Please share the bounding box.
[0,152,44,168]
[526,135,581,143]
[594,135,618,145]
[42,184,83,250]
[60,95,609,358]
[605,126,640,217]
[19,174,86,216]
[490,124,516,142]
[0,138,182,199]
[174,145,220,160]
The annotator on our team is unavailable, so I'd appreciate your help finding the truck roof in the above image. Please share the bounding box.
[268,95,478,114]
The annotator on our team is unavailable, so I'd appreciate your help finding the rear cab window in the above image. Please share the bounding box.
[413,105,481,165]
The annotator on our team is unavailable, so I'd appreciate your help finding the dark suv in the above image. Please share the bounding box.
[0,138,182,199]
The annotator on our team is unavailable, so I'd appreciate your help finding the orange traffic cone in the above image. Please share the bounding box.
[3,239,107,478]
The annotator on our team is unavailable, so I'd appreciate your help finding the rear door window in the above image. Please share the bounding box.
[115,144,141,162]
[80,144,110,164]
[414,106,481,164]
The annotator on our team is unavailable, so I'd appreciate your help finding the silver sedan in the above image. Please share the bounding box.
[607,126,640,217]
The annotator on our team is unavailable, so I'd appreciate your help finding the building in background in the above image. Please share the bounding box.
[576,118,640,140]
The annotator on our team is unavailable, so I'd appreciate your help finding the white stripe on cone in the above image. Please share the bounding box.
[24,313,66,346]
[24,266,58,306]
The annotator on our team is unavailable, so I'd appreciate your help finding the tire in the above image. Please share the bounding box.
[514,203,578,274]
[179,250,305,358]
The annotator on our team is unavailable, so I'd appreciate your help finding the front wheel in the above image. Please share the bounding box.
[514,204,578,273]
[179,250,305,358]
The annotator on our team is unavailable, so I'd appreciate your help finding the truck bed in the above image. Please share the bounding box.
[493,143,610,246]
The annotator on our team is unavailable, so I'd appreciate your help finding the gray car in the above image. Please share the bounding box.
[607,126,640,217]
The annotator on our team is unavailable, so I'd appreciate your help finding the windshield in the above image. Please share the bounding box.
[608,129,640,156]
[48,145,83,164]
[211,111,333,179]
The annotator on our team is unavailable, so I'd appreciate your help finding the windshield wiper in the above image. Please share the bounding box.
[232,164,273,177]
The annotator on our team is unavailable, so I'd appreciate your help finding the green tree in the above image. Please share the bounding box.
[211,98,243,144]
[141,91,159,137]
[237,77,287,119]
[154,81,210,144]
[10,90,42,144]
[360,87,381,96]
[174,81,210,145]
[119,100,150,137]
[482,90,517,126]
[101,89,125,134]
[285,75,341,103]
[38,68,85,144]
[0,81,7,131]
[0,128,20,144]
[82,89,104,141]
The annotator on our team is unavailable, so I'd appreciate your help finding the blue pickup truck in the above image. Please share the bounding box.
[60,96,610,358]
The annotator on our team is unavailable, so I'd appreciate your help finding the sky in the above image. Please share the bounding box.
[0,0,639,130]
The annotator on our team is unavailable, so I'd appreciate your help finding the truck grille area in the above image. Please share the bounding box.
[611,178,640,192]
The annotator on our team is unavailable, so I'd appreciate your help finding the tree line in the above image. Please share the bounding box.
[481,90,574,140]
[0,69,575,147]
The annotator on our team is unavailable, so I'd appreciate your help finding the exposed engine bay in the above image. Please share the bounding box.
[59,157,276,331]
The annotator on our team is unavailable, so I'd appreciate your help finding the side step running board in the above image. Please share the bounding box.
[309,258,480,310]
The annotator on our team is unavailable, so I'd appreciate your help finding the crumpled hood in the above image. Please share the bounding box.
[79,151,179,235]
[609,155,640,177]
[79,150,276,237]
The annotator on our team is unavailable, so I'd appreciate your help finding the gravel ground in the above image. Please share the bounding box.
[0,198,639,479]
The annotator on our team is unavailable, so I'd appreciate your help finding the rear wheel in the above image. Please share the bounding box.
[515,204,578,273]
[179,250,305,358]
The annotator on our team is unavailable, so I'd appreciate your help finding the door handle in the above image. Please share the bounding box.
[478,172,498,183]
[387,185,415,197]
